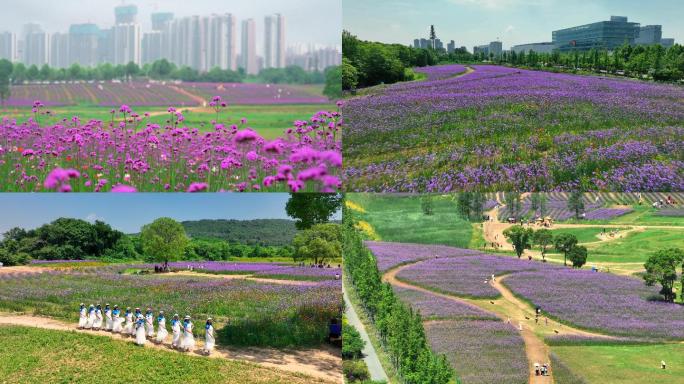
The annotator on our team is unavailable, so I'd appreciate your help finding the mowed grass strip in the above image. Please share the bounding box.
[587,229,684,263]
[346,194,473,248]
[551,343,684,384]
[0,325,322,384]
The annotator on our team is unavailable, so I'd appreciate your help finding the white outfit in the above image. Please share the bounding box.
[85,309,95,329]
[156,317,168,343]
[105,309,113,330]
[135,320,146,345]
[171,320,181,347]
[93,309,103,329]
[182,321,195,351]
[204,325,215,353]
[145,314,155,337]
[123,313,134,335]
[112,312,122,333]
[78,307,87,328]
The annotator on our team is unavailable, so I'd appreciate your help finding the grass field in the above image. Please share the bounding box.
[2,104,333,140]
[346,194,474,248]
[565,205,684,226]
[551,343,684,384]
[549,228,603,244]
[0,325,320,384]
[586,229,684,263]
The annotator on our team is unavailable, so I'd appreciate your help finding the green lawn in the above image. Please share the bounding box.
[586,229,684,263]
[0,325,321,384]
[549,228,603,244]
[2,104,333,140]
[551,343,684,384]
[346,193,474,248]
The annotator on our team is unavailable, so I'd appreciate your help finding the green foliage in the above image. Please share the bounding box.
[342,57,359,90]
[456,192,487,222]
[568,192,586,220]
[343,207,454,384]
[554,233,579,266]
[181,219,298,246]
[420,195,434,216]
[293,223,341,264]
[568,245,588,268]
[342,323,366,359]
[0,248,30,266]
[503,226,534,258]
[323,65,342,99]
[643,248,684,302]
[255,65,325,84]
[503,193,523,219]
[533,228,554,261]
[0,58,12,105]
[343,359,371,382]
[140,217,189,267]
[530,193,548,217]
[285,193,342,230]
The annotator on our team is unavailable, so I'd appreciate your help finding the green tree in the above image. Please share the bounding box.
[285,193,341,230]
[341,58,358,90]
[530,193,548,217]
[323,65,342,99]
[533,229,553,262]
[567,192,585,220]
[0,59,13,106]
[292,223,341,265]
[140,217,189,269]
[643,248,684,302]
[503,226,533,258]
[568,245,588,268]
[554,233,578,266]
[504,192,522,220]
[457,192,472,220]
[341,323,365,359]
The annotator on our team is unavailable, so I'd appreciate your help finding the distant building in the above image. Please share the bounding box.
[241,19,257,75]
[0,31,16,61]
[661,38,675,48]
[69,24,99,67]
[151,12,174,31]
[264,14,285,69]
[511,42,555,54]
[207,14,237,71]
[489,41,502,57]
[22,23,49,67]
[473,44,489,56]
[113,23,141,65]
[98,28,114,65]
[141,31,162,64]
[635,25,662,45]
[50,32,69,68]
[553,16,640,52]
[115,5,138,25]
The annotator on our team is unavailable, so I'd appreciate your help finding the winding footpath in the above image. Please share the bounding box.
[343,282,389,382]
[0,313,341,383]
[384,260,615,384]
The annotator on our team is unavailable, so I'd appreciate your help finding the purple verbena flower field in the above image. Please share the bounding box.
[344,65,684,192]
[365,240,484,272]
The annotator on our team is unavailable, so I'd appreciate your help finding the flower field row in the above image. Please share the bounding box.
[166,261,341,280]
[365,240,484,272]
[582,208,633,220]
[393,286,498,320]
[177,83,328,105]
[0,101,342,192]
[344,64,684,191]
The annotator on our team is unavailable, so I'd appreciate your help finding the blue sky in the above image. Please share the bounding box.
[343,0,683,50]
[0,193,340,234]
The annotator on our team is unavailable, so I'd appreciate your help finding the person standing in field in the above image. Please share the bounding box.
[86,304,95,329]
[78,303,87,329]
[135,315,146,346]
[182,315,195,352]
[155,311,168,344]
[145,308,155,338]
[93,304,103,330]
[112,305,122,333]
[123,307,134,335]
[171,314,182,349]
[204,318,215,355]
[104,304,113,331]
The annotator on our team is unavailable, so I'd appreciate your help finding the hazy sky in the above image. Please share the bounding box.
[1,0,341,47]
[0,193,340,234]
[343,0,684,50]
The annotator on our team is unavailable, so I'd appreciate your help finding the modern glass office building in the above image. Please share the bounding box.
[552,16,640,52]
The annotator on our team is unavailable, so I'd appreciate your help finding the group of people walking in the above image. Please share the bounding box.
[77,303,215,355]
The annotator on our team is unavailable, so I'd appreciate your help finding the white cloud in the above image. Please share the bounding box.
[504,25,515,34]
[85,213,100,223]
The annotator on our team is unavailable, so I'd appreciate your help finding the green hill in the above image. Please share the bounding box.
[181,219,298,246]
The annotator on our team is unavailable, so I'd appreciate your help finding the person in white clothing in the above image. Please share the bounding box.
[112,305,122,333]
[182,315,195,352]
[135,315,146,346]
[132,308,142,336]
[93,304,103,330]
[104,304,113,331]
[171,314,182,349]
[203,318,215,355]
[155,311,168,343]
[85,304,95,329]
[145,308,155,338]
[78,303,87,328]
[122,307,134,335]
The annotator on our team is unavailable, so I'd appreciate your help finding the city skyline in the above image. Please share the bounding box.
[343,0,684,51]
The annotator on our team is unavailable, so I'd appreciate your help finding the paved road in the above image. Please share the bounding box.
[343,282,389,382]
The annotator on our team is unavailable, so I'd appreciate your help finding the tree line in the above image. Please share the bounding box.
[343,208,453,384]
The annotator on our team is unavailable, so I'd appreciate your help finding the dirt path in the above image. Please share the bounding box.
[384,261,616,384]
[170,271,320,286]
[0,314,341,383]
[0,265,54,275]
